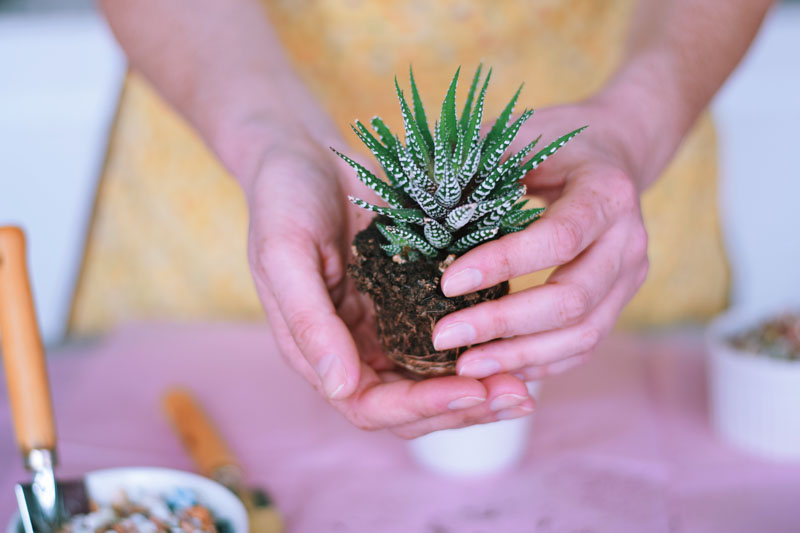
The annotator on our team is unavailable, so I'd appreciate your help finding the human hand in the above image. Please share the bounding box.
[432,99,651,380]
[240,122,535,438]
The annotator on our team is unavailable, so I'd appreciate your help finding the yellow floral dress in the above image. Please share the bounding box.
[69,0,728,334]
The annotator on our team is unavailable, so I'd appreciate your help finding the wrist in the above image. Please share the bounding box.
[212,110,289,196]
[204,74,342,196]
[588,54,694,189]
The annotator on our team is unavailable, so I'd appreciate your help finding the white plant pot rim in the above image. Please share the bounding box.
[6,466,249,533]
[706,305,800,371]
[706,305,800,461]
[408,381,541,476]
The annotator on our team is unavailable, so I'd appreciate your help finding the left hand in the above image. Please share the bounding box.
[431,98,651,380]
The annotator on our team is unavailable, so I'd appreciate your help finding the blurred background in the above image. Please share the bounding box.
[1,0,799,344]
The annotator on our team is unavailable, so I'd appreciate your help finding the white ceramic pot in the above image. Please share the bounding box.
[409,381,541,476]
[706,307,800,461]
[6,467,249,533]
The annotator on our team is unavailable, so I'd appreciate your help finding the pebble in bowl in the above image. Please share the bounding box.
[706,307,800,461]
[7,467,249,533]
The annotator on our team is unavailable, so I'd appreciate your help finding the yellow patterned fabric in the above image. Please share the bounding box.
[69,0,728,334]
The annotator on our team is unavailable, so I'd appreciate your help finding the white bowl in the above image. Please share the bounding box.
[706,306,800,461]
[6,467,249,533]
[409,381,541,476]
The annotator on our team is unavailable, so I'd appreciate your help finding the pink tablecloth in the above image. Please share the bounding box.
[1,323,798,532]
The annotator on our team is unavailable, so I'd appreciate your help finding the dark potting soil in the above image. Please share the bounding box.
[348,217,508,377]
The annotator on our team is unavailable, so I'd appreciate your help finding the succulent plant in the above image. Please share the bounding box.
[333,65,586,262]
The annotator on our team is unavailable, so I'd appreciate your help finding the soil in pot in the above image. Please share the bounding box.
[349,217,508,378]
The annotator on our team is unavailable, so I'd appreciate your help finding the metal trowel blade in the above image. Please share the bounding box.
[15,479,90,533]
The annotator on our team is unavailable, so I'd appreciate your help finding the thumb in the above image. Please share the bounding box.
[259,240,361,400]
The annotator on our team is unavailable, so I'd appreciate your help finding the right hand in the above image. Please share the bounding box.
[240,123,534,438]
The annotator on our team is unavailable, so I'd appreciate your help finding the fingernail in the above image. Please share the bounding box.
[433,322,476,351]
[317,354,347,399]
[442,268,482,296]
[489,393,527,411]
[447,396,486,410]
[495,405,534,420]
[458,358,502,379]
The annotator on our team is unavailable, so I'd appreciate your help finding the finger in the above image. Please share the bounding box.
[432,226,625,351]
[513,353,591,381]
[441,170,637,296]
[344,375,489,430]
[390,374,534,439]
[256,287,330,387]
[263,293,492,433]
[259,239,361,400]
[456,266,641,378]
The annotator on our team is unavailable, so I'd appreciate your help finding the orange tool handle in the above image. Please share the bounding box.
[0,227,57,453]
[162,388,240,478]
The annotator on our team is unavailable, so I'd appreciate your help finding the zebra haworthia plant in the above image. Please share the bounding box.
[333,65,586,262]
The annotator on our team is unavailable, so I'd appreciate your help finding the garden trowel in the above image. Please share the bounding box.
[0,227,90,532]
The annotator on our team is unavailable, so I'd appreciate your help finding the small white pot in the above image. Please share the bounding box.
[409,381,541,476]
[7,467,249,533]
[706,307,800,461]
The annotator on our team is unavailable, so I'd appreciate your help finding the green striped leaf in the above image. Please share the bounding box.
[377,222,404,246]
[499,225,525,235]
[433,121,447,184]
[395,78,432,171]
[489,181,527,202]
[351,121,403,186]
[502,206,545,227]
[423,218,452,249]
[477,185,526,228]
[503,136,541,173]
[457,141,482,188]
[493,135,542,189]
[386,225,438,257]
[470,135,540,204]
[520,126,587,173]
[370,116,399,152]
[444,202,477,232]
[410,186,447,219]
[461,68,491,161]
[439,68,460,149]
[512,199,529,211]
[485,84,523,149]
[353,120,396,163]
[409,66,435,155]
[500,206,545,235]
[395,142,446,218]
[381,243,403,255]
[454,127,465,167]
[479,109,534,177]
[331,148,403,208]
[434,154,461,208]
[473,186,524,221]
[449,227,499,253]
[395,139,434,193]
[348,197,426,224]
[459,64,483,133]
[467,169,502,204]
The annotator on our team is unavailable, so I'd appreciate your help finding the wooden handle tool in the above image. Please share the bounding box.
[0,226,57,454]
[162,388,239,480]
[162,388,283,533]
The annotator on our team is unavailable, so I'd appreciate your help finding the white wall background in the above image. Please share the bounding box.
[711,4,800,312]
[0,12,125,344]
[0,4,798,345]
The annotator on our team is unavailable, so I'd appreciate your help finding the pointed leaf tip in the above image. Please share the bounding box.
[409,64,435,155]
